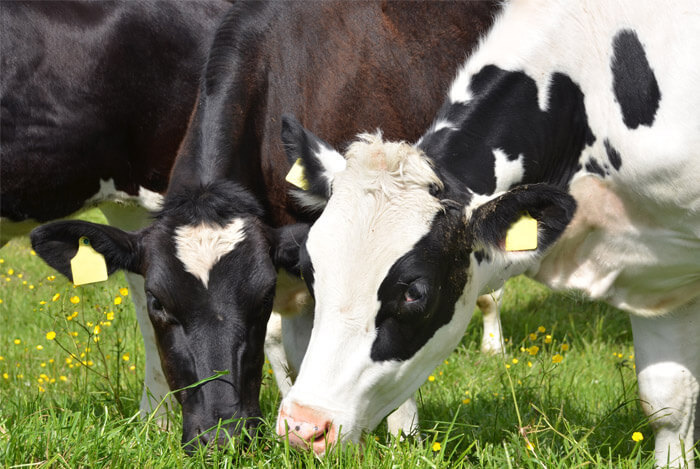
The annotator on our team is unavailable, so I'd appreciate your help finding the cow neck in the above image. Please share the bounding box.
[417,4,595,199]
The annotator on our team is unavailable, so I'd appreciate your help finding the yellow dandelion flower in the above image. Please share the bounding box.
[65,357,72,364]
[40,362,46,368]
[444,360,449,365]
[528,345,540,356]
[0,356,3,361]
[36,345,44,351]
[114,296,122,305]
[0,299,3,304]
[552,354,563,364]
[428,375,435,382]
[129,365,136,371]
[0,258,4,263]
[529,333,537,341]
[122,353,130,362]
[87,360,94,366]
[17,373,23,378]
[71,331,78,337]
[544,335,552,344]
[93,325,101,335]
[561,343,569,352]
[39,301,46,305]
[432,442,441,452]
[47,275,56,281]
[462,398,471,404]
[526,441,535,451]
[31,250,37,256]
[38,386,45,393]
[4,278,10,282]
[45,331,56,341]
[527,361,533,367]
[22,280,27,285]
[49,359,54,364]
[119,287,129,296]
[7,269,14,275]
[14,338,21,345]
[512,358,519,364]
[52,293,60,302]
[538,326,546,333]
[37,378,44,384]
[59,375,67,382]
[18,273,23,279]
[632,432,643,442]
[2,373,8,379]
[106,311,115,320]
[70,296,80,304]
[93,336,100,343]
[29,285,34,290]
[49,378,56,384]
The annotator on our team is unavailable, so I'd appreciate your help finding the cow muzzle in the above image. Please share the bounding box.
[277,402,338,454]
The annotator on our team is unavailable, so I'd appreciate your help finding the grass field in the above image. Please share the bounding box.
[0,209,665,467]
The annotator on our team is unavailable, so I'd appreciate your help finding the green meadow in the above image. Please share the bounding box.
[0,209,670,467]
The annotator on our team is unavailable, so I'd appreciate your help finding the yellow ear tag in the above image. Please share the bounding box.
[285,158,310,190]
[70,237,109,286]
[505,214,538,252]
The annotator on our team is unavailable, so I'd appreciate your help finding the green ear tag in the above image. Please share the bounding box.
[70,237,109,286]
[285,158,310,190]
[505,214,538,252]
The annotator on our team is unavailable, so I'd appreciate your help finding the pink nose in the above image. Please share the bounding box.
[277,402,337,454]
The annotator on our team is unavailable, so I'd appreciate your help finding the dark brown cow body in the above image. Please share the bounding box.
[31,0,499,448]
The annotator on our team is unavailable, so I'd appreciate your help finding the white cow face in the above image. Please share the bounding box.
[276,115,576,452]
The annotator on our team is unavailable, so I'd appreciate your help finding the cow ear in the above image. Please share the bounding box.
[30,220,143,282]
[468,184,576,267]
[281,113,346,212]
[269,223,309,277]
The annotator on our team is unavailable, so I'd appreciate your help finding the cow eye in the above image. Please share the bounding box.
[147,291,164,311]
[404,281,427,304]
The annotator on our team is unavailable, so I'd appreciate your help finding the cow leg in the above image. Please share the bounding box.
[630,302,700,469]
[477,288,505,355]
[99,203,174,425]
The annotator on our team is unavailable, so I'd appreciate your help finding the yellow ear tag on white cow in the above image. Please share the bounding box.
[505,214,538,252]
[70,237,108,286]
[285,158,310,190]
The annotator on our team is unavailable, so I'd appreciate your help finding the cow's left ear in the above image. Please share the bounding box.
[269,223,310,277]
[281,114,346,212]
[468,183,576,262]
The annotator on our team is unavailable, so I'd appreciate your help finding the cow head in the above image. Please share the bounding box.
[275,115,576,453]
[30,181,307,450]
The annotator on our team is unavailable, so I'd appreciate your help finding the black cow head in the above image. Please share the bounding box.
[31,181,307,450]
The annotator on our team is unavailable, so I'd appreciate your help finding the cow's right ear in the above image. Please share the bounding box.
[281,113,346,212]
[30,220,143,282]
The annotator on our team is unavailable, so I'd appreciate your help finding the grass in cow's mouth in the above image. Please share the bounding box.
[0,209,677,467]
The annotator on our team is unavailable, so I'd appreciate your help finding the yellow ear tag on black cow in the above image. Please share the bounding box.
[285,158,310,190]
[505,214,538,252]
[70,237,108,286]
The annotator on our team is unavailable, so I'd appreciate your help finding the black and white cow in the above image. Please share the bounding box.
[1,0,229,422]
[29,1,501,449]
[277,0,700,466]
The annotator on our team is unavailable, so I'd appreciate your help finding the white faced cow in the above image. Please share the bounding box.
[277,0,700,466]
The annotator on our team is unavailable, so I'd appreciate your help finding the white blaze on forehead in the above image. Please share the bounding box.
[307,133,443,319]
[174,218,247,288]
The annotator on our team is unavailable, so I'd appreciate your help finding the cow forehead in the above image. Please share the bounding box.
[173,218,247,288]
[307,136,445,309]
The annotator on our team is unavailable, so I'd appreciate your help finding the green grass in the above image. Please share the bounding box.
[0,209,660,467]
